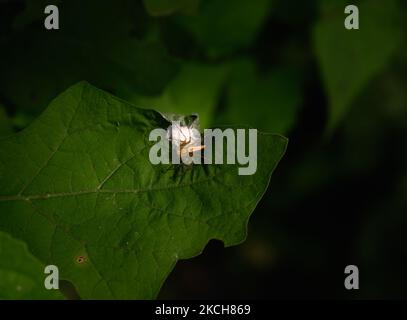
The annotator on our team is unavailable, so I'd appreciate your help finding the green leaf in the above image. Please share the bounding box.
[216,59,302,134]
[175,0,272,57]
[313,0,403,131]
[130,62,228,129]
[0,82,287,299]
[0,231,63,299]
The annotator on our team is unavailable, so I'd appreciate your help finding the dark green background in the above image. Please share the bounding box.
[1,0,406,299]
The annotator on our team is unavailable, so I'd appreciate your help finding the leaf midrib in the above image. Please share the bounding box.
[0,176,216,202]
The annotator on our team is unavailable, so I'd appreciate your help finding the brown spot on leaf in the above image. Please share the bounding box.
[76,255,86,264]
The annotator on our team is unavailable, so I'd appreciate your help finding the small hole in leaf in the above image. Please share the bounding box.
[76,255,86,264]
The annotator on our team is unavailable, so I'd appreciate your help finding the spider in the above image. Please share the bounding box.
[167,122,205,161]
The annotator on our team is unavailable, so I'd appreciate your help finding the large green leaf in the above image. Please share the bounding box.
[313,0,403,131]
[0,231,63,299]
[0,82,287,299]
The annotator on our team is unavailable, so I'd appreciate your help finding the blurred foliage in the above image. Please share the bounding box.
[143,0,200,16]
[0,105,12,137]
[173,0,272,58]
[130,62,228,128]
[0,0,407,299]
[314,0,403,132]
[216,59,302,133]
[0,0,178,114]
